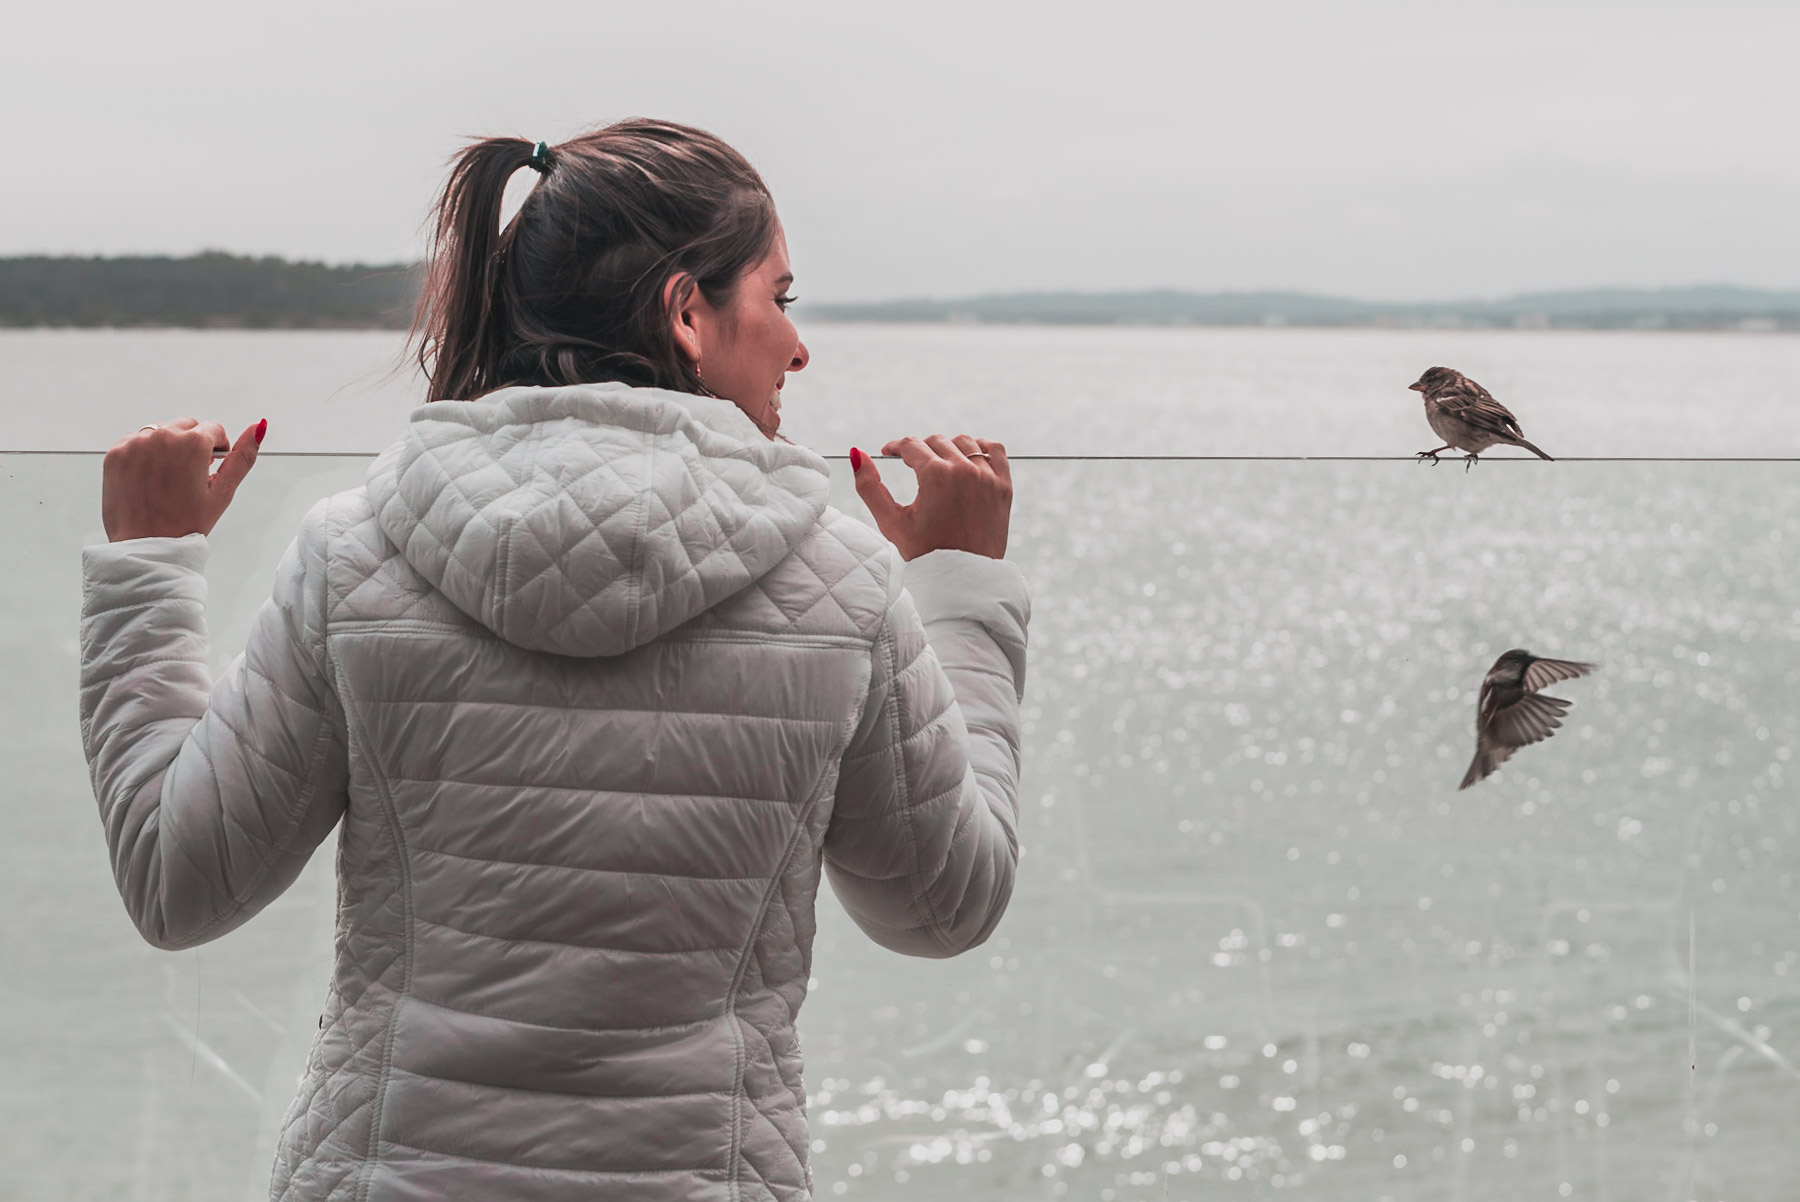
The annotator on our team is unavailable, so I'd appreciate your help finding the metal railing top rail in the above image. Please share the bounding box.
[5,450,1799,462]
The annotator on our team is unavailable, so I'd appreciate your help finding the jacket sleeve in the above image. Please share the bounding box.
[824,549,1030,957]
[77,501,350,951]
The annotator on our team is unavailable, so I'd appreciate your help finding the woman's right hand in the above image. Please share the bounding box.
[851,435,1012,561]
[101,417,264,542]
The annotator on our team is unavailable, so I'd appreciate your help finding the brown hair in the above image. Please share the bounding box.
[411,118,778,403]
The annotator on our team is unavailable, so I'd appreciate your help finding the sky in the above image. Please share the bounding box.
[3,0,1798,302]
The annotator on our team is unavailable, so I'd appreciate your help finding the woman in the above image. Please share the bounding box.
[79,119,1027,1201]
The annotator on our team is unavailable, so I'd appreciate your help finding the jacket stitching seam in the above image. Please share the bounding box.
[411,842,772,882]
[327,617,873,653]
[239,655,327,718]
[412,912,741,957]
[365,702,843,726]
[626,430,655,643]
[838,711,966,764]
[80,594,204,622]
[495,507,512,636]
[98,652,211,678]
[719,690,862,1200]
[404,991,720,1034]
[880,625,958,955]
[344,665,418,1202]
[138,665,341,948]
[384,1063,735,1102]
[931,660,1015,685]
[389,774,800,804]
[377,1137,732,1177]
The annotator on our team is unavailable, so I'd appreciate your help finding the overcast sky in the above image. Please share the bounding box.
[4,0,1798,301]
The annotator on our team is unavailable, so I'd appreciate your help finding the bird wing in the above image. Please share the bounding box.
[1489,691,1572,750]
[1475,676,1508,727]
[1523,657,1595,692]
[1435,383,1525,440]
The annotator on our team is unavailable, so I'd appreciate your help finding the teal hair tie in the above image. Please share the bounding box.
[527,141,552,174]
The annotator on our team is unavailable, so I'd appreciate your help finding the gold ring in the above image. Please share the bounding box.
[967,451,991,459]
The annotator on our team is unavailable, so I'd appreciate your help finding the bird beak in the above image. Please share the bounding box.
[1408,383,1424,391]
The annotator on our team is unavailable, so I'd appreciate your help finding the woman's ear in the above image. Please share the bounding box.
[664,273,703,367]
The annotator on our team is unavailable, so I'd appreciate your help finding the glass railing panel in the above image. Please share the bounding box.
[0,329,420,453]
[802,460,1798,1201]
[3,456,1794,1201]
[2,454,368,1202]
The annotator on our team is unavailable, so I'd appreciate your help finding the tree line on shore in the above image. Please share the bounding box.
[4,253,1798,332]
[0,253,419,329]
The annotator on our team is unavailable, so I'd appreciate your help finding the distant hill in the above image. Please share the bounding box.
[806,285,1800,331]
[0,253,420,329]
[4,255,1798,332]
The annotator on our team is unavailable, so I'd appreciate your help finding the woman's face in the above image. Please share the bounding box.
[684,226,809,439]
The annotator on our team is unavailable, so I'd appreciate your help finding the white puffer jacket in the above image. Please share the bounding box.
[78,384,1029,1202]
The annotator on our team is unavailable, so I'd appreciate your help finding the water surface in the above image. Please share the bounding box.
[2,327,1795,1201]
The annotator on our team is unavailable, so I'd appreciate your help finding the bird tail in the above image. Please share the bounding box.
[1512,437,1554,461]
[1459,744,1514,790]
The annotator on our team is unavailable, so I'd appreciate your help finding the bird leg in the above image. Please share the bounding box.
[1463,453,1480,473]
[1416,445,1453,465]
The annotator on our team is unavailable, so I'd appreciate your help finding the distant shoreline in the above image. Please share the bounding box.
[804,286,1800,333]
[4,254,1799,332]
[0,253,418,331]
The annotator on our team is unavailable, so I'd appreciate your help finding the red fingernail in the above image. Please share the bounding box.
[255,418,268,445]
[849,447,864,472]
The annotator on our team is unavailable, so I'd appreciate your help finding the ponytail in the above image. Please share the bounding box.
[414,138,541,404]
[410,120,778,404]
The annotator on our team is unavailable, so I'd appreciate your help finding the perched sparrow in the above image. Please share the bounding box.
[1460,649,1596,790]
[1410,366,1554,471]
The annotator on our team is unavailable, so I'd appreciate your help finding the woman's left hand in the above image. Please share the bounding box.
[101,418,265,542]
[852,433,1011,561]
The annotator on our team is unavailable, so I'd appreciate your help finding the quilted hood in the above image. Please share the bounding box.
[365,383,831,657]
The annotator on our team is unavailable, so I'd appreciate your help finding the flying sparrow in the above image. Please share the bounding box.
[1410,366,1554,471]
[1460,649,1596,790]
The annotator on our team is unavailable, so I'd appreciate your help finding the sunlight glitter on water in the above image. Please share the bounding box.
[810,1071,1311,1188]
